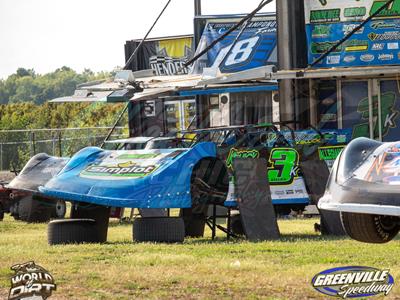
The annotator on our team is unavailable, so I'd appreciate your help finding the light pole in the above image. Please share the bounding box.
[194,0,201,16]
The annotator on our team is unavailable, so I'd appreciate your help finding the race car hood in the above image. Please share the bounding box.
[6,153,69,192]
[39,142,216,208]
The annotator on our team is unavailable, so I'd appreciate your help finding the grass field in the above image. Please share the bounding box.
[0,215,399,299]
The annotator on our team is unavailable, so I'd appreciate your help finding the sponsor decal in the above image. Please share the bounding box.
[312,266,394,298]
[150,56,190,76]
[344,7,367,19]
[327,55,341,64]
[319,145,345,161]
[343,24,364,35]
[343,55,356,63]
[312,25,331,37]
[80,161,158,179]
[388,42,399,50]
[360,54,375,62]
[226,148,259,170]
[371,21,400,30]
[378,53,394,61]
[310,9,341,23]
[371,43,385,50]
[9,261,56,300]
[368,31,400,41]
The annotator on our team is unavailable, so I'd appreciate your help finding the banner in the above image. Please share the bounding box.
[125,36,194,76]
[192,15,277,74]
[304,0,400,68]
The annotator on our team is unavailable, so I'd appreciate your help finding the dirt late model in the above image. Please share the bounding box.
[4,124,351,244]
[319,137,400,244]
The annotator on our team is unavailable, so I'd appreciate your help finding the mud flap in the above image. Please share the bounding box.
[233,158,280,241]
[300,159,346,236]
[70,203,110,242]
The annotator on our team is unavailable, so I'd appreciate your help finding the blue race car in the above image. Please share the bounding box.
[7,124,351,244]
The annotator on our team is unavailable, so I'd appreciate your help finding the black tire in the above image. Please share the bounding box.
[133,217,185,243]
[18,196,52,223]
[341,212,400,244]
[0,204,4,221]
[180,207,207,238]
[231,214,244,236]
[48,219,100,245]
[70,203,110,242]
[320,211,346,236]
[51,200,66,219]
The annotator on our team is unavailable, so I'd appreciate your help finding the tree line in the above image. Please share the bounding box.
[0,67,126,130]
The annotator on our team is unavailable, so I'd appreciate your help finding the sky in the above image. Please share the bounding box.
[0,0,276,79]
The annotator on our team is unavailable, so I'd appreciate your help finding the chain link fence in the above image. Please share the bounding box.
[0,127,128,171]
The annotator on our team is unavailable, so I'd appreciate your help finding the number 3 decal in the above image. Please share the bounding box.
[268,148,299,185]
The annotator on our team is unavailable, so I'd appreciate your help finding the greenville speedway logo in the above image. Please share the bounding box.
[80,161,158,179]
[8,262,56,300]
[312,266,394,298]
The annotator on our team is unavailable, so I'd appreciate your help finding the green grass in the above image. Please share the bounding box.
[0,215,399,299]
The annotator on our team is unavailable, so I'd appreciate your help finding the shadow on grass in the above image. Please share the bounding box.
[102,233,348,246]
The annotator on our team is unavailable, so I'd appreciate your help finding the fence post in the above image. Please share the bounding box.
[0,143,3,171]
[58,131,62,157]
[52,131,56,156]
[30,131,36,157]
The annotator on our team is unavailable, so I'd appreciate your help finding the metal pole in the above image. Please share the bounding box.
[194,0,201,16]
[0,143,3,171]
[276,0,295,126]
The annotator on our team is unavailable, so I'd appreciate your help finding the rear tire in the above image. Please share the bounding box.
[48,219,100,245]
[17,196,52,223]
[341,212,400,243]
[0,204,4,221]
[133,217,185,243]
[231,214,244,236]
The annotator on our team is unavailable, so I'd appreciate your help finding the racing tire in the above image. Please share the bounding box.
[341,212,400,244]
[17,196,53,223]
[183,217,206,238]
[133,217,185,243]
[180,207,207,238]
[0,204,4,221]
[231,214,245,236]
[48,219,100,245]
[70,203,110,242]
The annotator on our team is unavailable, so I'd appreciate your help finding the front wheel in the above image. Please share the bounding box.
[341,212,400,244]
[48,219,100,245]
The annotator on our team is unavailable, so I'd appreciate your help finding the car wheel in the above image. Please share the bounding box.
[231,214,244,236]
[133,217,185,243]
[48,219,100,245]
[18,196,52,223]
[341,212,400,244]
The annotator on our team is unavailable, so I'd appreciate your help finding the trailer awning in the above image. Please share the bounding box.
[50,90,111,103]
[267,65,400,80]
[130,87,176,101]
[178,84,278,97]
